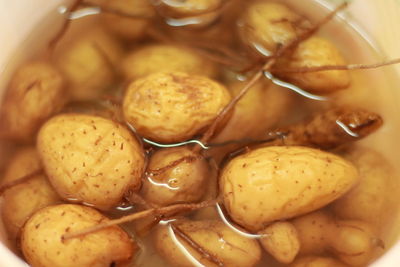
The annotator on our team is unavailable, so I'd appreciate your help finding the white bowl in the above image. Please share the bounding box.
[0,0,399,266]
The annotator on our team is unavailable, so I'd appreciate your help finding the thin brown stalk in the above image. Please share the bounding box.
[147,155,199,176]
[171,223,224,267]
[0,169,43,194]
[62,199,218,240]
[194,2,348,151]
[272,58,400,73]
[125,191,154,209]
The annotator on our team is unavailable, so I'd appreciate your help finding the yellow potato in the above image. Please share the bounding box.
[0,61,66,143]
[154,220,262,267]
[290,256,348,267]
[121,44,219,80]
[332,147,392,226]
[101,0,155,40]
[258,221,300,264]
[239,1,308,55]
[141,147,208,206]
[274,37,351,94]
[21,204,135,267]
[37,114,145,210]
[220,146,359,231]
[292,211,380,266]
[123,72,231,143]
[1,148,60,242]
[56,28,123,101]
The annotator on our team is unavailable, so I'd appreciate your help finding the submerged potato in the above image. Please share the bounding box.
[259,221,300,264]
[220,146,359,231]
[154,220,262,267]
[123,72,231,143]
[37,114,145,210]
[274,37,350,93]
[56,28,122,101]
[142,147,208,206]
[121,44,219,80]
[101,0,155,40]
[239,1,308,55]
[21,204,135,267]
[0,61,65,142]
[290,256,348,267]
[332,147,392,226]
[1,148,60,242]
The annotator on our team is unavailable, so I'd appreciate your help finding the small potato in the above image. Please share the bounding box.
[274,37,351,94]
[101,0,155,40]
[154,220,262,267]
[290,256,348,267]
[123,72,231,143]
[1,148,60,242]
[21,204,135,267]
[292,210,380,266]
[332,147,392,226]
[220,146,359,232]
[56,28,123,101]
[258,221,300,264]
[141,147,208,206]
[0,61,66,142]
[239,1,308,55]
[121,44,219,80]
[37,114,145,210]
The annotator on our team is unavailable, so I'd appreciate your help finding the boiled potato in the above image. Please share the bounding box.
[21,204,135,267]
[259,221,300,264]
[1,147,60,242]
[290,256,348,267]
[37,114,145,210]
[0,61,66,143]
[274,37,351,94]
[154,220,261,267]
[220,146,359,232]
[121,44,219,81]
[141,147,208,206]
[332,147,392,227]
[56,28,123,101]
[101,0,155,40]
[292,210,380,266]
[123,72,231,143]
[239,1,308,55]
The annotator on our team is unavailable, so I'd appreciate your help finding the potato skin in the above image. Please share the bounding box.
[220,146,359,232]
[123,72,231,143]
[21,204,135,267]
[121,44,218,80]
[37,114,145,210]
[154,220,262,267]
[141,147,208,206]
[0,61,65,143]
[1,148,60,242]
[274,37,350,94]
[290,256,348,267]
[56,28,122,101]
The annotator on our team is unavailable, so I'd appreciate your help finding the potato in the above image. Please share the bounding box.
[56,28,123,101]
[1,148,60,242]
[101,0,155,40]
[292,210,380,266]
[239,1,308,56]
[274,37,351,94]
[154,220,262,267]
[0,61,66,142]
[220,146,359,231]
[21,204,135,267]
[290,256,348,267]
[37,114,145,210]
[123,72,231,143]
[332,147,392,226]
[141,147,208,206]
[258,221,300,264]
[121,44,219,81]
